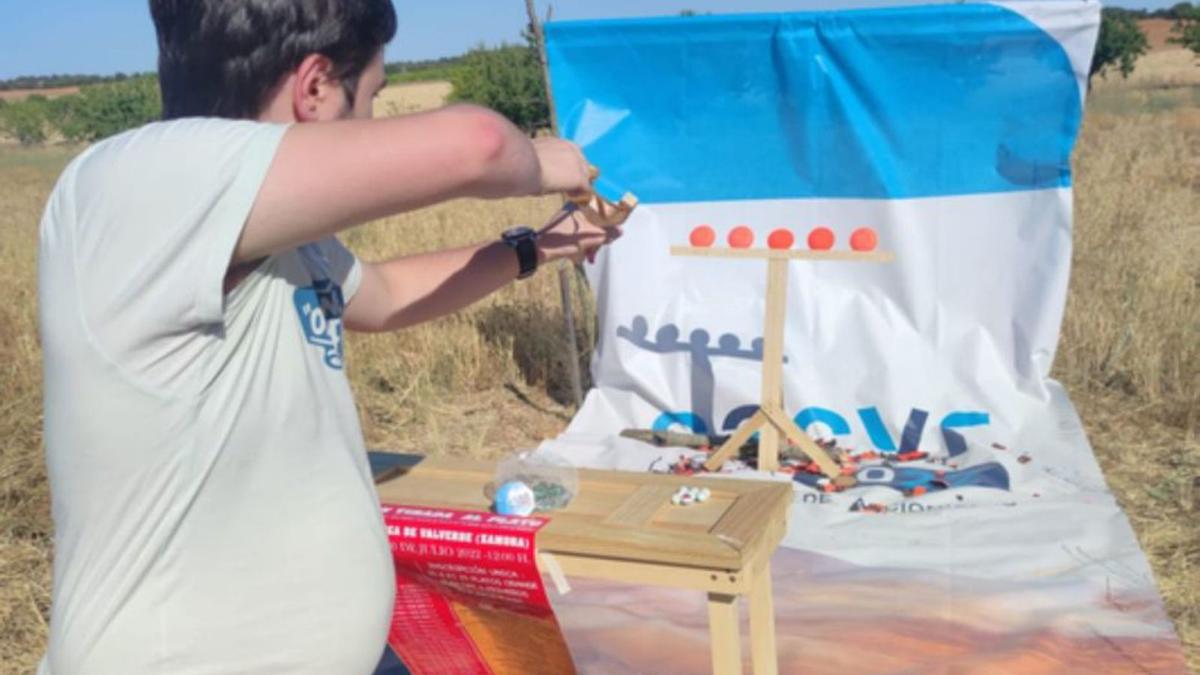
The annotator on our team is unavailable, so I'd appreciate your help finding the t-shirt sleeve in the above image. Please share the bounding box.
[67,118,288,384]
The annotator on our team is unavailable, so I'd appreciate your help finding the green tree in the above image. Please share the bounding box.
[66,76,161,142]
[1170,2,1195,19]
[449,43,548,134]
[0,77,160,145]
[1169,3,1200,56]
[1089,9,1149,88]
[0,96,49,145]
[43,95,81,140]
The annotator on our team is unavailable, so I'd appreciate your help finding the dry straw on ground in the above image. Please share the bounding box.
[375,81,454,118]
[1,53,1198,673]
[0,87,80,103]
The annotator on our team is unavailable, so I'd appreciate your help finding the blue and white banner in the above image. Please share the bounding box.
[536,2,1189,672]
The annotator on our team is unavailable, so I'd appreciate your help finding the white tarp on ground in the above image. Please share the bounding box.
[534,2,1189,672]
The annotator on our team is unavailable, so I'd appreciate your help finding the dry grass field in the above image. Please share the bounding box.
[1,48,1198,675]
[375,81,454,118]
[0,87,80,103]
[1142,18,1181,50]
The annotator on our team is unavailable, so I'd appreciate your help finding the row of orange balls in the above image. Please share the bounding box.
[689,225,879,252]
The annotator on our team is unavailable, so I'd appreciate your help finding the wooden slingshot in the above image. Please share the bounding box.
[569,166,640,227]
[672,228,894,477]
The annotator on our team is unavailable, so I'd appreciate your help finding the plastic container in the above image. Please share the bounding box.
[492,453,579,513]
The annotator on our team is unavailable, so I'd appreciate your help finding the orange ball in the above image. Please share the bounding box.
[728,226,755,249]
[850,227,878,252]
[807,227,835,251]
[767,229,795,250]
[690,225,716,248]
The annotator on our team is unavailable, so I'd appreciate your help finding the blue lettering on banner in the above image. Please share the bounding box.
[652,405,990,453]
[898,409,930,454]
[856,407,896,452]
[828,462,1011,495]
[941,411,992,458]
[651,411,709,434]
[294,278,347,370]
[722,405,761,433]
[721,405,762,442]
[651,405,1005,493]
[795,407,852,438]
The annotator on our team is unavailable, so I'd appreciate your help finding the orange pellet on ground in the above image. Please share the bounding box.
[689,225,716,247]
[807,227,835,250]
[851,227,878,252]
[728,226,755,249]
[768,229,795,250]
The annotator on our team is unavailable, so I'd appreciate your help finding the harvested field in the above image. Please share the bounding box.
[1,44,1198,673]
[0,87,80,102]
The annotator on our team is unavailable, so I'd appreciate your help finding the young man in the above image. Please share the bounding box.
[37,1,618,673]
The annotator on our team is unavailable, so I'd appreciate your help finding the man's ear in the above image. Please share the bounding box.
[292,53,340,122]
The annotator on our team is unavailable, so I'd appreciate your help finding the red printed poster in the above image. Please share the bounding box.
[381,505,576,675]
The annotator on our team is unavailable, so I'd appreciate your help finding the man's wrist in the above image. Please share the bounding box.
[501,226,540,279]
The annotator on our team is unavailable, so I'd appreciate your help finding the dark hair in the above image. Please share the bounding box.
[150,0,397,120]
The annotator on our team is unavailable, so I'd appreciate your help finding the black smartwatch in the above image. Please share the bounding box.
[501,226,540,280]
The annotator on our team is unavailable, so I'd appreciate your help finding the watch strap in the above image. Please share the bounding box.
[503,227,539,280]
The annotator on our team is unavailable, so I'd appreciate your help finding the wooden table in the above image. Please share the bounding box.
[373,454,791,675]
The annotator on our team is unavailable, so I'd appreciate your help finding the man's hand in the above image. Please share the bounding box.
[536,203,624,265]
[343,199,627,334]
[532,137,592,196]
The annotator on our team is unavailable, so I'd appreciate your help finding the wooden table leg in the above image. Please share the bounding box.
[707,592,743,675]
[749,564,778,675]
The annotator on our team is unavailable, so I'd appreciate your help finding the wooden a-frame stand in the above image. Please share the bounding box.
[670,246,894,476]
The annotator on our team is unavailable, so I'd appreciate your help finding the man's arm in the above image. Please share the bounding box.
[235,104,589,264]
[344,207,621,333]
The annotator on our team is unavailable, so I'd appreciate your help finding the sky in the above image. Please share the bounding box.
[0,0,1186,80]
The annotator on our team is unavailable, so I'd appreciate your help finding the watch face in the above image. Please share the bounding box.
[503,226,534,241]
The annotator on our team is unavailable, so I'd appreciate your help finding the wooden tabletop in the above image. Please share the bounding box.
[375,456,792,571]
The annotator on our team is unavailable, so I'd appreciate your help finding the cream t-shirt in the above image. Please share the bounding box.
[37,119,394,674]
